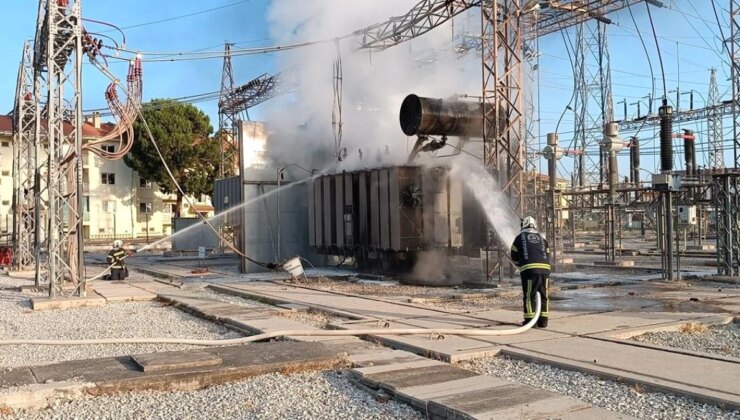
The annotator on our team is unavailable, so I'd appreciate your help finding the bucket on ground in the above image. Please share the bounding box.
[282,257,305,280]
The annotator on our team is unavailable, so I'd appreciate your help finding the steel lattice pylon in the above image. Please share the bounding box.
[712,174,740,276]
[481,0,524,279]
[732,0,740,168]
[708,68,725,170]
[574,21,614,186]
[33,0,85,297]
[708,68,725,169]
[523,38,541,222]
[12,41,37,271]
[218,43,238,178]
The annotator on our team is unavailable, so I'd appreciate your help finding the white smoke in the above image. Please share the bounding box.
[449,156,520,247]
[263,0,480,172]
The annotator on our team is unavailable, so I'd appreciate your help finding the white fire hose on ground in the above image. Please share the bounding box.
[0,294,541,347]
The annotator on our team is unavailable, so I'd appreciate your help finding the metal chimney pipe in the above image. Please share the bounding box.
[399,94,490,138]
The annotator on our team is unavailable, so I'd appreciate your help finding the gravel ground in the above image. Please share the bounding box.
[2,371,422,420]
[459,356,740,420]
[633,323,740,359]
[0,274,38,289]
[0,289,242,368]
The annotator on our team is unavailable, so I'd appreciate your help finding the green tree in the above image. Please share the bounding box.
[125,99,219,217]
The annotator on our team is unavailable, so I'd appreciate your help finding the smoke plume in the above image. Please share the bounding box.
[263,0,480,173]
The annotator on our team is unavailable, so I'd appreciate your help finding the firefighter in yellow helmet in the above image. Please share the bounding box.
[510,216,551,328]
[106,240,128,280]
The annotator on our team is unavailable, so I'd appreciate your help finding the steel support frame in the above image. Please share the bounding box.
[358,1,647,51]
[12,41,37,271]
[712,174,740,276]
[35,0,85,297]
[708,68,725,169]
[524,37,541,229]
[482,0,524,280]
[732,0,740,168]
[218,43,238,178]
[574,21,613,186]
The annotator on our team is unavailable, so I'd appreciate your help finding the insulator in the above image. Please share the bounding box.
[659,103,673,172]
[630,137,640,184]
[683,129,695,176]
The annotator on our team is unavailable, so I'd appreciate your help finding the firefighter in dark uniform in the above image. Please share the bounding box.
[106,240,128,280]
[510,216,551,328]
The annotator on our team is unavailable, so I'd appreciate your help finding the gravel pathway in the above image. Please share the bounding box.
[2,371,422,420]
[458,356,739,420]
[633,323,740,359]
[0,289,242,368]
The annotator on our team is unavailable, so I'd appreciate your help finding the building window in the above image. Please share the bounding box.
[139,179,152,189]
[84,196,90,212]
[82,168,89,184]
[139,202,152,214]
[102,145,115,153]
[1,200,9,206]
[101,173,115,185]
[103,200,116,213]
[1,171,9,176]
[98,228,106,233]
[1,142,9,147]
[163,203,176,214]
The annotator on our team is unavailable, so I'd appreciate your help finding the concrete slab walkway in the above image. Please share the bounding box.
[347,349,634,419]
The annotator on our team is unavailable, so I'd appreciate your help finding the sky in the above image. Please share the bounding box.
[0,0,733,180]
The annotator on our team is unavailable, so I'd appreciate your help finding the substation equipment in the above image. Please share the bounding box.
[15,0,740,295]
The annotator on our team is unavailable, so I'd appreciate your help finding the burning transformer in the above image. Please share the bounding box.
[308,94,493,276]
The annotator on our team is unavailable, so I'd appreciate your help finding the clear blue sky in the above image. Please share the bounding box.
[0,1,732,177]
[0,0,275,122]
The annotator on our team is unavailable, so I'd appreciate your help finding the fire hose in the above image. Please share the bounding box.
[0,293,541,346]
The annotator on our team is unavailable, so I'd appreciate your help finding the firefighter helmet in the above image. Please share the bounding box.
[520,216,537,230]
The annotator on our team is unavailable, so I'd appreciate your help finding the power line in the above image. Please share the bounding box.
[102,0,255,32]
[645,1,667,100]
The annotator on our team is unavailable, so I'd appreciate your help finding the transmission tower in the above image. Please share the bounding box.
[33,0,86,297]
[12,41,37,272]
[523,38,541,222]
[218,43,238,178]
[708,68,724,169]
[572,26,587,187]
[574,21,614,185]
[732,0,740,168]
[481,0,525,279]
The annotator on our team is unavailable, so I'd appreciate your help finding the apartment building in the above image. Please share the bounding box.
[0,114,213,243]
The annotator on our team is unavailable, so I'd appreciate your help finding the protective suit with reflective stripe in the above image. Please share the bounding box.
[510,226,551,328]
[106,245,127,280]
